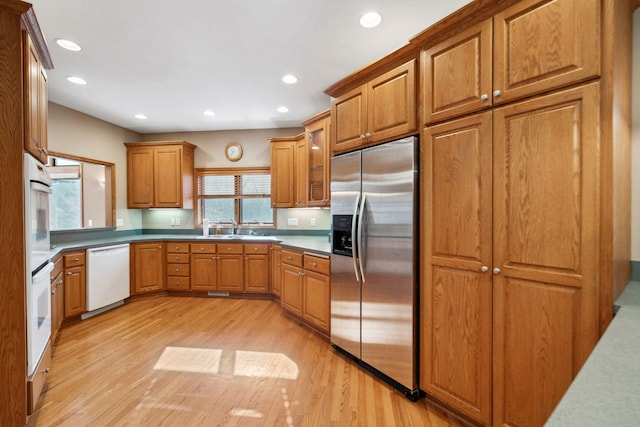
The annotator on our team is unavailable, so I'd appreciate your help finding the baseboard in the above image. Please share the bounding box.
[631,261,640,282]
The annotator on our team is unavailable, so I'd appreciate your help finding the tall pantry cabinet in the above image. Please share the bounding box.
[0,1,53,425]
[416,0,632,425]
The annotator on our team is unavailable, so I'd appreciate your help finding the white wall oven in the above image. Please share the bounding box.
[24,153,52,376]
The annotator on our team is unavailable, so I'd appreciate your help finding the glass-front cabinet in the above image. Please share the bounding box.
[303,110,330,207]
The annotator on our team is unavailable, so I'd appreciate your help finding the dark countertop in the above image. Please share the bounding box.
[50,232,331,259]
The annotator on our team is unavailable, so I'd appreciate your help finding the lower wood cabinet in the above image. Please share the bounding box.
[166,242,190,291]
[280,248,330,334]
[244,243,270,293]
[63,251,86,318]
[131,242,165,294]
[50,256,64,345]
[191,243,217,291]
[27,340,51,415]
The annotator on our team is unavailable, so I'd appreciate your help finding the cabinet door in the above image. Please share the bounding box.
[421,112,493,425]
[127,147,154,208]
[302,270,330,333]
[132,243,165,293]
[281,264,303,317]
[492,84,600,426]
[306,118,330,206]
[191,254,218,291]
[270,140,295,207]
[50,271,63,342]
[331,85,367,154]
[218,255,244,292]
[367,59,416,143]
[244,254,269,293]
[271,245,282,297]
[154,145,183,208]
[422,19,492,124]
[493,0,600,105]
[64,266,85,318]
[295,136,308,207]
[24,32,48,164]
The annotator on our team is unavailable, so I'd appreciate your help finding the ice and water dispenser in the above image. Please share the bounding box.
[332,215,353,257]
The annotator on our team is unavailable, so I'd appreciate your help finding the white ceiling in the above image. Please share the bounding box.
[30,0,472,134]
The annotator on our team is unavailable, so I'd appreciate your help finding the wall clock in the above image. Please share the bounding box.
[225,142,243,162]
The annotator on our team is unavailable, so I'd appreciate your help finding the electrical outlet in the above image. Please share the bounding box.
[88,219,93,227]
[288,217,298,226]
[310,218,317,226]
[116,218,124,227]
[175,217,180,226]
[170,218,176,226]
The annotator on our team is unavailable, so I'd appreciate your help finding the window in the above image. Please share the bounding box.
[196,167,274,228]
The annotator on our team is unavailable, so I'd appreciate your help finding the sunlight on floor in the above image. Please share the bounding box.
[234,350,299,380]
[229,408,264,419]
[153,346,222,374]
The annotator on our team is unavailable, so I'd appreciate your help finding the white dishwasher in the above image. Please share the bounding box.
[84,243,130,319]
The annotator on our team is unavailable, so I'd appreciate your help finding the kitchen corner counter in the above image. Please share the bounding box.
[545,281,640,426]
[49,232,331,259]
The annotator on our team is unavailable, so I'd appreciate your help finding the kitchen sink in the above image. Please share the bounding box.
[196,234,276,241]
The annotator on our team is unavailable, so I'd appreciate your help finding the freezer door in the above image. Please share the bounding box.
[360,137,417,390]
[330,151,362,358]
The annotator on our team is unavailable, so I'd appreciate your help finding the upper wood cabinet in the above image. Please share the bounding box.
[331,59,417,155]
[124,141,196,209]
[294,136,308,207]
[24,31,49,164]
[270,135,299,208]
[422,0,600,124]
[302,111,331,207]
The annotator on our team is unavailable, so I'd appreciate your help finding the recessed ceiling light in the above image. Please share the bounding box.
[66,76,87,85]
[134,113,148,120]
[277,106,289,113]
[360,12,382,28]
[203,110,215,116]
[56,38,82,52]
[282,74,298,84]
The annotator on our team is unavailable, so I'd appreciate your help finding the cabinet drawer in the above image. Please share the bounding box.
[167,242,190,253]
[167,253,190,264]
[282,249,303,267]
[217,243,243,254]
[167,263,189,276]
[166,276,190,290]
[304,254,330,275]
[51,256,63,279]
[64,252,85,268]
[191,243,216,254]
[27,340,51,415]
[244,243,269,254]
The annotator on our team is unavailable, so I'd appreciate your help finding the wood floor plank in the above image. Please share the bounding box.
[27,296,465,426]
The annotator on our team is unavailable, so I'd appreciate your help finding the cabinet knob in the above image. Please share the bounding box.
[493,267,501,275]
[51,289,56,295]
[480,266,489,273]
[43,368,50,374]
[360,134,366,139]
[312,262,317,266]
[493,90,501,98]
[365,132,371,138]
[254,247,258,251]
[288,256,292,260]
[67,272,72,275]
[175,268,180,272]
[480,94,489,101]
[74,258,80,261]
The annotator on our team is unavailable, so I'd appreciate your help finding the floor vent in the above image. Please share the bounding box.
[207,291,230,297]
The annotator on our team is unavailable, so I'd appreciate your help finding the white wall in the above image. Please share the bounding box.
[632,10,640,261]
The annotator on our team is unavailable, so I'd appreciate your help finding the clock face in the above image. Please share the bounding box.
[225,143,243,161]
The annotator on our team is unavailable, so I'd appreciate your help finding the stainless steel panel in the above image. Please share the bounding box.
[360,137,417,390]
[330,151,362,358]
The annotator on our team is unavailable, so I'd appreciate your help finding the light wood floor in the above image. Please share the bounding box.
[27,296,467,426]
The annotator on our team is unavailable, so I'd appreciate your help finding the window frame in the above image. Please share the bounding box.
[195,167,275,229]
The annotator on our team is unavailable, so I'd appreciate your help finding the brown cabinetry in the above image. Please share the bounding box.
[270,244,282,298]
[125,141,196,209]
[422,0,600,125]
[50,256,64,345]
[270,135,298,208]
[217,243,244,292]
[23,31,49,164]
[244,243,270,293]
[131,242,165,294]
[63,251,86,318]
[331,59,416,155]
[302,110,331,207]
[294,136,308,207]
[281,248,330,333]
[166,242,190,291]
[422,83,603,425]
[191,243,217,291]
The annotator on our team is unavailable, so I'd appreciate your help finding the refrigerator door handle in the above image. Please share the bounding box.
[351,192,361,282]
[357,192,366,284]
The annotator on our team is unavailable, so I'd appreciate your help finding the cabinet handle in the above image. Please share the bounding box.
[299,272,304,276]
[43,368,50,374]
[493,267,501,275]
[493,90,501,98]
[74,258,79,261]
[360,134,366,139]
[480,94,489,101]
[365,132,371,138]
[288,256,293,260]
[67,272,72,275]
[51,289,56,295]
[480,266,489,273]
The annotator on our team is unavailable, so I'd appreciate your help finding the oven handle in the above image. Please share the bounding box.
[33,262,54,282]
[30,181,52,194]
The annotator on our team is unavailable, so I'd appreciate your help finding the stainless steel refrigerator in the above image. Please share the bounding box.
[330,136,419,400]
